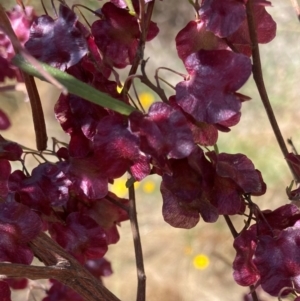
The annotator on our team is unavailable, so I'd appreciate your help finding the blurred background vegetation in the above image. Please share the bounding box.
[0,0,300,300]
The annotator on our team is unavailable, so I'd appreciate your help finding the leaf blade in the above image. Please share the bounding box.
[12,54,136,116]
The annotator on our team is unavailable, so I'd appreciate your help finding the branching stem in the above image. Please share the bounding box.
[122,0,156,95]
[0,233,122,301]
[141,59,168,103]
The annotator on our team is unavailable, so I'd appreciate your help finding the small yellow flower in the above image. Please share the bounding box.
[139,92,155,110]
[110,177,140,197]
[193,254,210,270]
[110,178,127,197]
[116,83,123,94]
[142,180,156,194]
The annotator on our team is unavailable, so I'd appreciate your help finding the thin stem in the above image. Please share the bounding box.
[223,37,239,53]
[122,74,144,111]
[278,286,299,300]
[51,137,69,151]
[156,76,175,90]
[128,93,141,111]
[73,5,92,28]
[249,286,259,301]
[29,233,122,301]
[155,67,187,80]
[241,208,253,232]
[40,0,48,15]
[138,0,146,43]
[0,85,16,92]
[72,4,103,19]
[155,67,186,90]
[246,0,300,182]
[223,215,259,301]
[106,194,129,214]
[23,74,48,151]
[141,59,168,103]
[16,0,25,10]
[132,80,146,113]
[287,138,299,155]
[122,0,155,95]
[223,215,238,238]
[50,0,58,17]
[128,178,146,301]
[0,233,122,301]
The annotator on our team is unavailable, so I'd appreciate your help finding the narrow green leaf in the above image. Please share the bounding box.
[124,0,135,15]
[12,54,136,116]
[213,143,219,155]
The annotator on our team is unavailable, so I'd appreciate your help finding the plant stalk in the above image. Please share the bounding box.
[128,181,146,301]
[246,0,300,182]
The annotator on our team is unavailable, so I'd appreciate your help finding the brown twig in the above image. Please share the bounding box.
[156,76,175,90]
[106,194,129,214]
[0,262,68,280]
[138,0,146,42]
[22,74,48,151]
[223,215,238,238]
[0,232,122,301]
[122,0,156,96]
[246,0,300,182]
[287,138,299,155]
[154,67,186,90]
[0,84,17,92]
[0,5,50,151]
[141,59,168,103]
[128,179,146,301]
[29,232,121,301]
[122,74,145,111]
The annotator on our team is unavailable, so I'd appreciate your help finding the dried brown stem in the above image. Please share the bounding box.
[0,4,49,151]
[122,0,156,95]
[128,180,146,301]
[106,194,129,213]
[0,5,66,93]
[0,232,122,301]
[246,0,300,182]
[223,215,238,238]
[138,0,146,42]
[156,76,175,90]
[0,85,16,92]
[141,59,168,103]
[154,67,187,91]
[23,74,48,151]
[287,138,299,155]
[32,233,122,301]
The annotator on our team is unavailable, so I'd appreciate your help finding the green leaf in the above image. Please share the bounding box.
[124,0,135,15]
[12,54,136,116]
